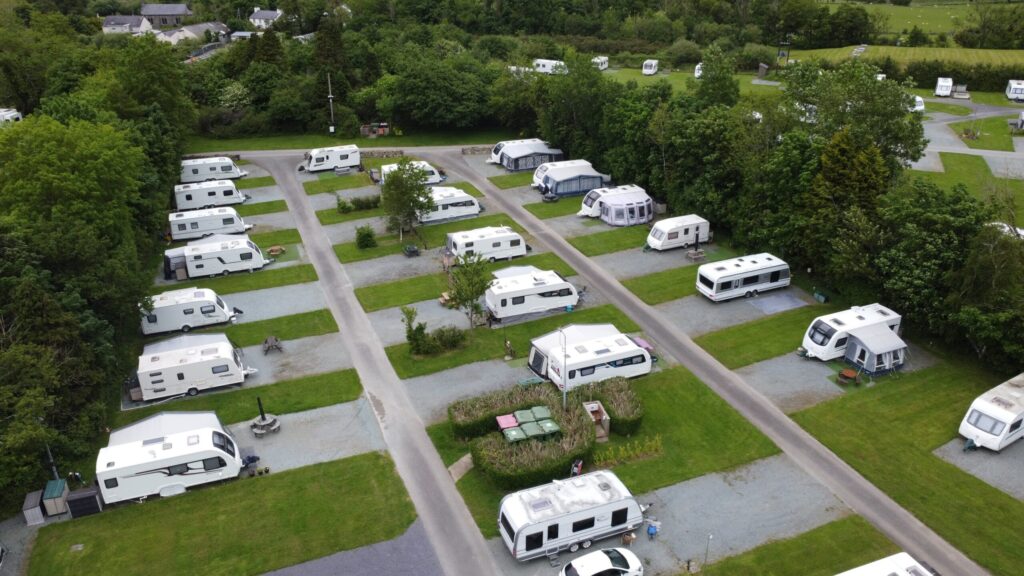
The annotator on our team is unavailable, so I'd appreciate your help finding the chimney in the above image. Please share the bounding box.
[253,6,259,13]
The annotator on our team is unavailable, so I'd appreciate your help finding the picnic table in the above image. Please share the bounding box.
[263,335,283,355]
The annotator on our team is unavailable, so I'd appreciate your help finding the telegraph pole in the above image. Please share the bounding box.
[327,72,336,134]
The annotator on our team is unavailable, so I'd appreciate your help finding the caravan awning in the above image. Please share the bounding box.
[847,324,907,354]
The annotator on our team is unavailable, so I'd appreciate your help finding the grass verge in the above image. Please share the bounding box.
[488,172,534,189]
[694,303,839,369]
[523,200,582,219]
[949,115,1016,151]
[235,200,288,217]
[914,152,1024,226]
[185,129,517,154]
[567,226,651,256]
[620,245,742,305]
[249,228,301,248]
[113,370,362,428]
[216,309,337,347]
[923,101,970,116]
[236,176,275,190]
[316,206,385,226]
[790,45,1024,67]
[29,453,415,576]
[426,420,469,468]
[150,264,319,296]
[334,214,526,263]
[449,181,484,198]
[303,172,373,195]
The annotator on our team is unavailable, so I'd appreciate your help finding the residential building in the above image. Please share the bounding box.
[101,15,153,34]
[249,7,283,29]
[141,3,193,27]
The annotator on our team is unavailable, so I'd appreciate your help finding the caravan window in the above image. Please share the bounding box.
[525,532,543,551]
[568,370,576,379]
[146,314,157,324]
[668,232,679,240]
[177,224,187,231]
[611,507,628,526]
[104,478,118,489]
[212,364,230,374]
[615,209,624,220]
[501,299,507,307]
[500,513,515,542]
[493,242,501,248]
[650,229,664,241]
[212,431,236,457]
[547,524,559,539]
[967,410,1005,436]
[1009,420,1022,434]
[190,222,199,229]
[559,288,572,297]
[177,373,185,380]
[512,296,525,305]
[315,156,324,163]
[222,218,234,225]
[718,281,733,291]
[511,239,522,247]
[742,275,760,286]
[203,457,226,471]
[184,308,194,315]
[220,166,232,172]
[185,194,193,201]
[208,191,216,197]
[807,320,836,346]
[835,337,848,348]
[223,189,234,196]
[192,169,199,175]
[628,207,636,219]
[572,518,595,533]
[580,367,595,377]
[200,305,215,314]
[168,463,188,476]
[241,252,253,261]
[698,275,713,289]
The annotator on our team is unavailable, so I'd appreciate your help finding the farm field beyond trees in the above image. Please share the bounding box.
[185,129,518,154]
[790,46,1024,66]
[830,2,969,34]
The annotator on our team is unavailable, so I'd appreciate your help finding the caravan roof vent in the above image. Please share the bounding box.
[143,437,165,446]
[598,481,612,491]
[193,291,204,298]
[529,498,553,513]
[201,347,218,356]
[614,338,628,346]
[833,319,845,326]
[162,442,173,451]
[993,396,1014,410]
[877,309,890,316]
[187,434,200,446]
[106,461,115,468]
[715,266,727,271]
[594,348,611,355]
[574,345,588,353]
[856,315,865,321]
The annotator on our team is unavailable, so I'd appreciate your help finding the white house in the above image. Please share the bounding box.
[157,22,229,45]
[102,15,153,35]
[140,3,192,27]
[249,7,283,29]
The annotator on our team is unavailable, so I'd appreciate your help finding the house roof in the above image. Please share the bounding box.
[103,15,146,26]
[182,21,229,36]
[141,3,192,16]
[848,323,907,354]
[251,8,282,20]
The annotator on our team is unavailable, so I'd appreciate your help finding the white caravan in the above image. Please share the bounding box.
[168,207,251,241]
[446,226,527,262]
[959,372,1024,452]
[591,56,608,71]
[418,187,481,224]
[696,253,790,301]
[498,470,645,561]
[646,214,710,251]
[0,108,23,124]
[96,412,244,504]
[910,95,926,113]
[141,288,237,335]
[174,180,247,211]
[164,234,269,279]
[533,59,568,75]
[694,62,703,78]
[180,157,248,183]
[485,267,578,322]
[1007,79,1024,102]
[532,159,592,188]
[489,138,564,171]
[935,77,953,97]
[835,552,934,576]
[801,303,902,361]
[304,144,360,172]
[528,323,651,392]
[136,333,255,401]
[380,160,445,186]
[642,59,658,76]
[577,184,653,226]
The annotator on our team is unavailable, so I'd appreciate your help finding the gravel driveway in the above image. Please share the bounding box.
[244,185,285,202]
[322,216,389,244]
[737,354,844,413]
[345,251,450,288]
[933,438,1024,501]
[247,210,297,232]
[591,249,693,280]
[242,333,352,387]
[224,282,326,323]
[401,359,536,423]
[367,299,471,347]
[654,289,811,338]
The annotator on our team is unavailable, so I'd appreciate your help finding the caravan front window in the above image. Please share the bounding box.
[807,320,836,346]
[698,274,713,289]
[203,457,226,471]
[216,296,226,309]
[650,229,664,241]
[583,191,599,207]
[212,431,236,457]
[500,513,515,542]
[967,409,1006,436]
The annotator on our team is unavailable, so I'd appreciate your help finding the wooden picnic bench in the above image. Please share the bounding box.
[263,335,283,355]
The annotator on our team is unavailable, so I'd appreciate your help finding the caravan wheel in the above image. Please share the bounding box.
[745,291,752,298]
[489,257,496,263]
[187,387,199,397]
[569,543,580,553]
[221,270,230,276]
[181,325,191,333]
[581,540,592,549]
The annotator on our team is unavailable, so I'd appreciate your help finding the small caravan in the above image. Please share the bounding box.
[96,412,245,504]
[304,144,360,172]
[0,108,22,124]
[935,77,953,97]
[168,207,251,241]
[489,139,564,171]
[959,372,1024,452]
[642,59,658,76]
[141,288,237,335]
[577,184,654,226]
[646,214,710,251]
[694,62,703,78]
[536,162,611,198]
[498,470,645,561]
[910,95,925,113]
[163,234,269,279]
[380,160,445,186]
[528,323,651,391]
[800,304,907,374]
[591,56,608,71]
[136,333,254,401]
[1007,79,1024,102]
[533,59,568,75]
[418,187,481,224]
[532,159,592,189]
[174,180,246,211]
[695,253,790,301]
[834,552,934,576]
[180,157,247,183]
[485,267,578,322]
[446,226,527,262]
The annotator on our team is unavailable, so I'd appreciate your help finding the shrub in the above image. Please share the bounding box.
[355,225,377,249]
[337,198,353,213]
[735,43,776,72]
[664,38,702,68]
[588,377,645,436]
[430,325,466,351]
[449,383,554,438]
[592,435,663,468]
[350,195,381,211]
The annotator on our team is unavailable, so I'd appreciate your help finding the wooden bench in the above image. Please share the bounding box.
[263,336,283,355]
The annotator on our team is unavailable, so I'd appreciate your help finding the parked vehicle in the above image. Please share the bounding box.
[533,58,568,74]
[642,59,658,75]
[168,207,251,241]
[536,162,610,198]
[935,77,953,97]
[959,372,1024,452]
[180,157,247,183]
[0,108,22,124]
[591,56,609,71]
[485,267,578,322]
[380,160,446,185]
[174,180,247,211]
[445,226,527,262]
[163,234,269,279]
[499,470,646,561]
[141,287,237,335]
[528,323,651,392]
[418,187,481,224]
[489,138,564,171]
[645,215,710,251]
[1007,79,1024,102]
[694,62,703,78]
[560,548,643,576]
[304,144,360,172]
[695,253,790,301]
[800,304,907,375]
[136,333,255,401]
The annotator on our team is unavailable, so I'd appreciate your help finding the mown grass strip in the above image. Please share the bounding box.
[150,264,319,296]
[184,129,516,154]
[567,226,651,256]
[29,453,415,576]
[488,172,533,189]
[334,214,526,263]
[621,244,742,305]
[303,172,373,195]
[249,228,301,247]
[316,206,385,226]
[948,115,1017,152]
[523,200,582,219]
[236,176,275,190]
[217,309,337,347]
[235,200,288,217]
[924,101,971,116]
[694,303,839,369]
[112,369,362,429]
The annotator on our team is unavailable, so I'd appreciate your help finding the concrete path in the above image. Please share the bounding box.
[246,210,296,232]
[655,290,810,338]
[249,151,504,576]
[226,281,326,323]
[401,359,534,424]
[243,184,284,202]
[242,333,352,387]
[421,147,988,576]
[934,439,1024,501]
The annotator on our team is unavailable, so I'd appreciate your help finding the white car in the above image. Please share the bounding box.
[560,548,643,576]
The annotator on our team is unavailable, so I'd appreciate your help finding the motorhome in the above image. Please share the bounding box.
[163,234,269,279]
[445,226,527,262]
[959,372,1024,452]
[0,108,22,124]
[533,59,568,75]
[695,253,790,301]
[96,412,245,504]
[935,77,953,97]
[136,333,254,401]
[536,163,610,198]
[141,288,238,335]
[168,207,251,241]
[694,62,703,78]
[174,180,246,211]
[642,59,658,76]
[800,303,902,362]
[380,160,445,186]
[498,470,645,561]
[646,214,710,251]
[834,552,934,576]
[180,157,247,183]
[489,139,564,171]
[577,185,654,226]
[1007,79,1024,102]
[591,56,608,71]
[418,187,481,224]
[485,267,578,322]
[303,144,360,172]
[528,323,651,391]
[532,159,592,189]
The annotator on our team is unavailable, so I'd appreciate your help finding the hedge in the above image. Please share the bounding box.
[862,57,1024,92]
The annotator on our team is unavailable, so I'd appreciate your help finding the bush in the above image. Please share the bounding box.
[337,198,353,213]
[735,43,776,72]
[350,195,381,211]
[355,225,377,249]
[430,325,466,351]
[664,38,702,68]
[587,377,645,436]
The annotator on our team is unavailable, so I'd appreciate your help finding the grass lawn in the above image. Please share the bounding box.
[385,304,638,379]
[706,516,898,576]
[605,69,781,97]
[923,101,971,116]
[235,200,288,217]
[567,225,651,257]
[214,309,337,347]
[426,421,469,467]
[488,172,534,189]
[236,176,275,190]
[914,152,1024,226]
[249,228,301,248]
[694,303,839,369]
[948,115,1016,151]
[185,129,517,154]
[523,199,582,219]
[793,358,1023,576]
[448,181,484,198]
[303,172,373,195]
[150,264,319,296]
[355,252,576,312]
[28,453,415,576]
[790,46,1024,67]
[334,214,526,263]
[834,2,967,34]
[621,244,742,305]
[112,369,361,429]
[316,206,385,225]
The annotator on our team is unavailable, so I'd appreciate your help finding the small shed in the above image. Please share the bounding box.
[43,479,70,516]
[596,185,653,227]
[845,323,907,375]
[67,487,104,518]
[22,490,44,526]
[935,77,953,97]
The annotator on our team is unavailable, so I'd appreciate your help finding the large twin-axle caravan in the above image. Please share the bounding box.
[136,333,255,401]
[800,303,902,362]
[96,411,245,504]
[141,288,238,335]
[180,157,247,183]
[577,184,654,227]
[695,253,790,302]
[418,187,481,224]
[528,323,652,392]
[174,180,246,211]
[532,160,592,189]
[168,207,251,241]
[646,214,710,251]
[535,162,610,198]
[380,160,446,186]
[163,234,269,280]
[485,267,578,322]
[446,226,527,262]
[642,59,659,75]
[532,58,568,75]
[489,139,564,172]
[498,470,646,561]
[959,372,1024,452]
[304,144,360,172]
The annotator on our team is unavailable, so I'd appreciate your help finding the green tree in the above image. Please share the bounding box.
[689,44,739,109]
[535,51,621,160]
[448,253,489,327]
[380,158,434,241]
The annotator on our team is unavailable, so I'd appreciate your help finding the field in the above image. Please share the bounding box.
[923,101,971,116]
[948,115,1017,151]
[604,70,781,97]
[831,3,969,34]
[185,129,518,154]
[913,152,1024,225]
[567,226,652,256]
[790,46,1024,67]
[235,200,289,216]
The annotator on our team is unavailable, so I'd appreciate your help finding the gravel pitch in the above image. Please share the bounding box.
[983,155,1024,179]
[401,359,536,423]
[366,299,471,347]
[934,438,1024,500]
[322,216,389,244]
[345,250,451,288]
[910,151,944,173]
[461,153,507,178]
[150,248,310,288]
[242,164,272,179]
[737,354,845,413]
[546,213,611,238]
[494,185,544,207]
[590,248,692,280]
[242,333,352,387]
[655,289,811,338]
[224,281,326,323]
[246,210,297,232]
[244,185,285,202]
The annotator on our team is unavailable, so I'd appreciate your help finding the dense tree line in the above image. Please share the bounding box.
[0,12,189,510]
